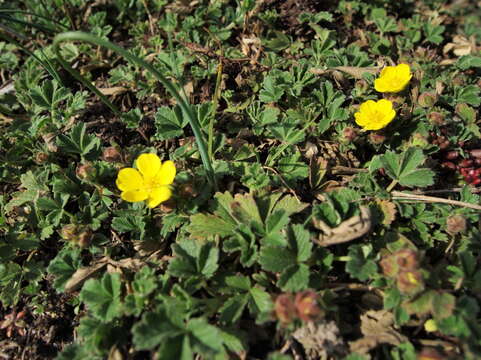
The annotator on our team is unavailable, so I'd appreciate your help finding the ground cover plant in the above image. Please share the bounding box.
[0,0,481,359]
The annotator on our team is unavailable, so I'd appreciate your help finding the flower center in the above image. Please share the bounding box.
[143,176,162,193]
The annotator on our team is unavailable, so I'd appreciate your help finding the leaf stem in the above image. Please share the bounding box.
[386,179,398,192]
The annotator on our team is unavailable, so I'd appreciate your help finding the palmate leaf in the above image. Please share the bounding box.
[79,273,122,322]
[47,247,82,292]
[29,79,70,112]
[259,224,312,291]
[187,192,307,240]
[154,105,188,140]
[168,239,219,279]
[277,263,310,291]
[346,244,378,281]
[377,147,435,187]
[259,74,284,103]
[132,309,183,350]
[259,245,295,272]
[57,122,101,160]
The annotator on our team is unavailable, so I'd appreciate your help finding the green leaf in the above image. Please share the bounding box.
[132,309,183,350]
[187,318,224,353]
[259,74,284,103]
[432,292,456,320]
[154,105,188,140]
[287,224,312,262]
[0,262,22,306]
[218,328,246,353]
[379,148,434,187]
[384,288,402,310]
[111,213,146,234]
[259,245,296,272]
[57,122,101,160]
[457,55,481,70]
[402,290,433,316]
[456,85,481,107]
[423,23,445,44]
[223,225,258,267]
[30,79,69,112]
[224,275,251,291]
[371,8,398,33]
[188,213,237,239]
[248,287,273,314]
[79,273,122,322]
[219,294,249,324]
[346,244,378,281]
[313,81,348,134]
[47,247,82,292]
[268,352,293,360]
[168,239,219,279]
[277,263,310,291]
[121,107,143,129]
[277,151,309,184]
[263,210,290,244]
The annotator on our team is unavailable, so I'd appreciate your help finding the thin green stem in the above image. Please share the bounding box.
[52,31,217,188]
[0,31,62,83]
[0,9,69,30]
[0,14,57,34]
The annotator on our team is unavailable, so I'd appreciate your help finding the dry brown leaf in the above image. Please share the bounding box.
[312,206,371,247]
[108,345,123,360]
[183,81,194,99]
[64,256,145,292]
[98,86,128,96]
[376,200,397,226]
[292,321,347,360]
[133,239,164,256]
[443,35,477,56]
[42,133,58,153]
[349,310,408,354]
[64,259,108,292]
[110,257,145,271]
[311,66,380,79]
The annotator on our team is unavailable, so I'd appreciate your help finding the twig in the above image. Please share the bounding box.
[331,166,368,174]
[263,166,300,202]
[410,187,481,195]
[392,191,481,211]
[327,283,375,291]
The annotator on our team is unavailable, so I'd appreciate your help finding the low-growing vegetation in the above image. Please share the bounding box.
[0,0,481,359]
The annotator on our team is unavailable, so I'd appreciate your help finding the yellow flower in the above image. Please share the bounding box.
[354,99,396,131]
[116,153,176,208]
[374,64,412,93]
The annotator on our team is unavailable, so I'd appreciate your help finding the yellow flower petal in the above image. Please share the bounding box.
[121,189,149,202]
[397,63,411,77]
[378,99,393,111]
[374,64,412,93]
[136,153,161,179]
[146,186,172,208]
[354,99,396,131]
[116,168,144,192]
[359,100,376,112]
[374,78,390,93]
[154,160,176,186]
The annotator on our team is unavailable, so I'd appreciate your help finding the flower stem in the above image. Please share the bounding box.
[52,31,217,189]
